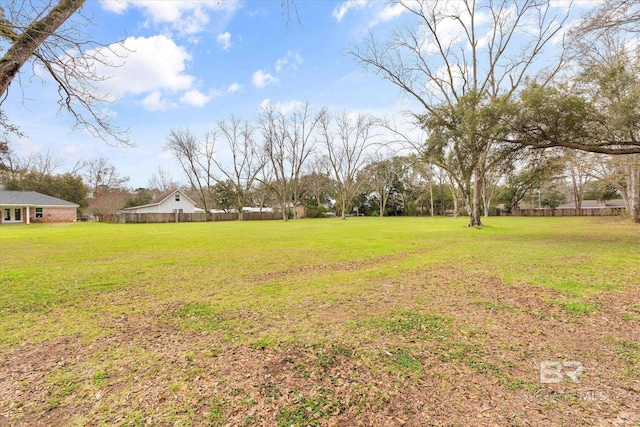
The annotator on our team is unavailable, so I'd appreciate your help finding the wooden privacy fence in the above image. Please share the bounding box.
[511,207,626,217]
[100,212,281,223]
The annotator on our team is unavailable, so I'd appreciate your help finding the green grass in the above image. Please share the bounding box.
[1,216,639,424]
[277,388,340,427]
[556,300,598,316]
[1,216,637,349]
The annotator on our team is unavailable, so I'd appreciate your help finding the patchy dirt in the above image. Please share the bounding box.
[248,249,432,283]
[1,267,639,426]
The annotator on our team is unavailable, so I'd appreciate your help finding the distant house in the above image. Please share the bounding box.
[556,199,626,209]
[241,207,274,213]
[294,202,307,218]
[210,207,274,214]
[123,189,197,214]
[0,191,79,224]
[275,202,308,218]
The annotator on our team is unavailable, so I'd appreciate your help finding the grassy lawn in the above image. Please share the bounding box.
[1,217,639,426]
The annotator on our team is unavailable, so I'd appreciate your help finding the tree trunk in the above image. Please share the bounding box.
[628,162,640,223]
[482,186,490,218]
[452,191,458,218]
[482,179,494,218]
[1,0,85,98]
[429,176,434,217]
[469,177,483,227]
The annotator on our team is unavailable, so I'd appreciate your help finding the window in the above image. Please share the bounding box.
[15,208,21,221]
[4,209,9,221]
[175,193,181,201]
[35,208,43,218]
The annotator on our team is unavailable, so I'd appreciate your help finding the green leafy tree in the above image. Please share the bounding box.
[541,188,566,209]
[351,0,568,226]
[509,33,640,221]
[496,153,563,213]
[125,188,153,208]
[4,171,88,209]
[211,181,235,212]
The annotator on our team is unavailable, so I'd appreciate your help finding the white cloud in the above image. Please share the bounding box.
[371,3,406,25]
[100,0,240,35]
[92,35,194,99]
[100,0,129,14]
[141,91,168,111]
[216,32,232,51]
[252,70,280,88]
[549,0,574,12]
[227,82,243,93]
[275,50,303,72]
[180,89,214,107]
[260,99,272,111]
[333,0,368,22]
[258,98,304,115]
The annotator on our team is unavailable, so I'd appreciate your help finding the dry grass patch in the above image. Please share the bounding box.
[1,217,639,426]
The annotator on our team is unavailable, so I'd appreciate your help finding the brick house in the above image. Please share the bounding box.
[0,191,79,224]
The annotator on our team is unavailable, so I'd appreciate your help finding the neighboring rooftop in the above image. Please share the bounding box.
[557,199,626,209]
[123,189,194,211]
[0,191,79,207]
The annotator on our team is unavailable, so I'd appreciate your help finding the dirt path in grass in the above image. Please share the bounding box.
[1,268,639,426]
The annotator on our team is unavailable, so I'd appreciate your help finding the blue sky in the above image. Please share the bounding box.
[4,0,586,188]
[4,0,417,188]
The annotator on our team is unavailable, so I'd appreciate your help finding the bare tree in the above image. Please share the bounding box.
[164,128,214,212]
[563,150,598,210]
[29,151,63,175]
[252,165,275,212]
[0,110,22,174]
[350,0,569,226]
[259,104,290,221]
[288,102,322,218]
[573,0,640,36]
[362,153,408,217]
[593,155,640,223]
[319,110,376,220]
[302,155,334,209]
[86,188,130,218]
[1,0,130,145]
[147,166,178,195]
[80,157,129,193]
[1,1,302,147]
[214,116,265,220]
[258,101,320,221]
[506,2,640,157]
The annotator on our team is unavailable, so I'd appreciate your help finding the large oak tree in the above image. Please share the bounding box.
[351,0,569,226]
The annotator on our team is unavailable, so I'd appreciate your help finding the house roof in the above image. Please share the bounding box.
[557,199,626,209]
[123,189,195,210]
[0,191,79,207]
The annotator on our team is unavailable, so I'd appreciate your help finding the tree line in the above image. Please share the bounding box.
[1,0,639,223]
[163,0,640,223]
[0,122,631,222]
